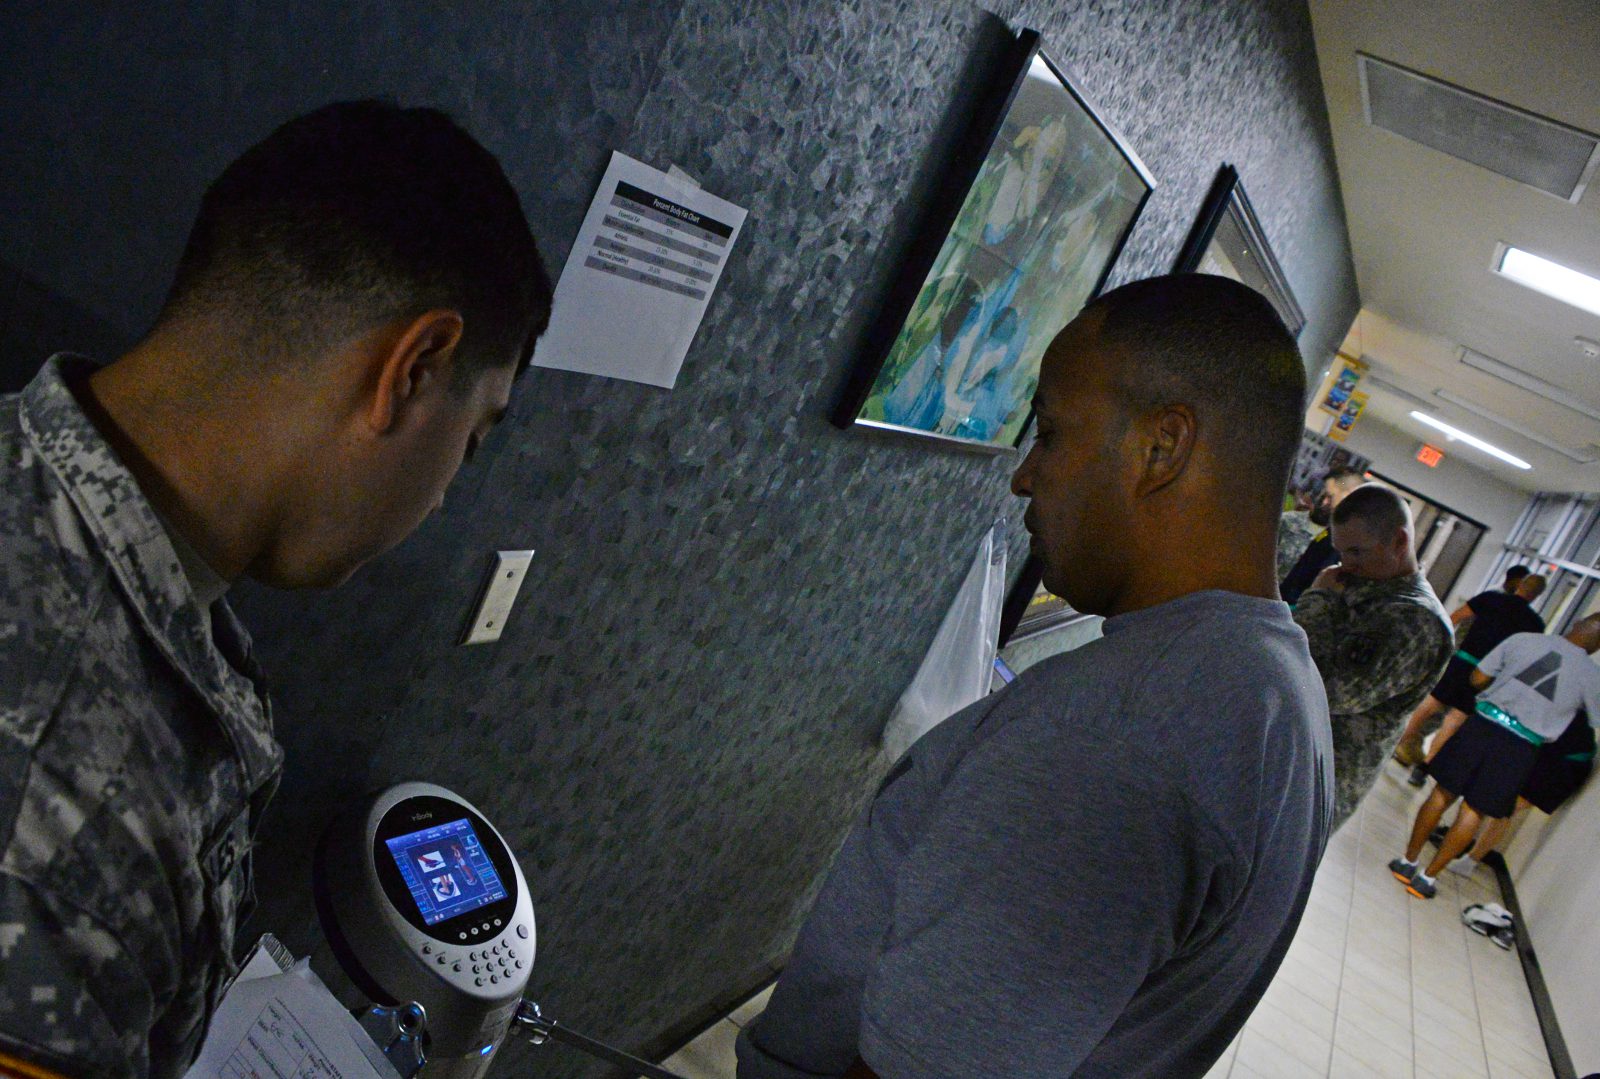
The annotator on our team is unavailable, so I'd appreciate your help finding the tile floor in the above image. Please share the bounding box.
[652,762,1554,1079]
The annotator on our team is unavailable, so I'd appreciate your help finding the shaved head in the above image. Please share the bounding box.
[1082,274,1307,511]
[1516,573,1547,601]
[161,100,552,383]
[1569,614,1600,652]
[1014,274,1312,614]
[1331,484,1409,539]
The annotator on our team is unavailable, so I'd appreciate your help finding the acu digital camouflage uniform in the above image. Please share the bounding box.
[1293,571,1452,827]
[0,356,282,1078]
[1275,512,1319,582]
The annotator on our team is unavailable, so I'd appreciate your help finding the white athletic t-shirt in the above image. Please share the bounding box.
[1477,633,1600,741]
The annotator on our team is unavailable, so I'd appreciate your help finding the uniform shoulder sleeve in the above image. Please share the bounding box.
[0,872,152,1079]
[1300,594,1447,715]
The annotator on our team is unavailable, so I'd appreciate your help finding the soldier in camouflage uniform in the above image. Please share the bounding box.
[1293,485,1453,828]
[0,355,283,1075]
[1275,506,1318,581]
[0,102,550,1078]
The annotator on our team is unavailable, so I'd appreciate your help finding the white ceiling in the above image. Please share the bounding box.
[1306,0,1600,493]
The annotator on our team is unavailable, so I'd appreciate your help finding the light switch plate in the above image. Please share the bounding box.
[461,550,534,645]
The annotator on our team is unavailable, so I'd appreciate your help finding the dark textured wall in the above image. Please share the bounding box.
[0,2,1357,1073]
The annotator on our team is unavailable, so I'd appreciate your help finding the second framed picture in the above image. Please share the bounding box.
[1173,165,1306,337]
[833,28,1155,451]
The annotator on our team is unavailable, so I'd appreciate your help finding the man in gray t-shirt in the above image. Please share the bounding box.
[738,275,1333,1079]
[1390,616,1600,899]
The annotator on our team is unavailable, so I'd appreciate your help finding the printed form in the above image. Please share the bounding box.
[534,151,747,388]
[184,945,396,1079]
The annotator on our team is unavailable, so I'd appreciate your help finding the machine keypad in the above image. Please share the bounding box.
[426,933,528,990]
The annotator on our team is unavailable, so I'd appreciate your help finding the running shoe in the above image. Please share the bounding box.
[1406,874,1437,900]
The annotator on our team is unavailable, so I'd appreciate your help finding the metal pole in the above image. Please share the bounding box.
[513,1001,690,1079]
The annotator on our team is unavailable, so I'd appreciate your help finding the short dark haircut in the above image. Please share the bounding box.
[1502,565,1531,584]
[161,100,552,384]
[1085,274,1306,506]
[1331,483,1410,538]
[1323,465,1365,486]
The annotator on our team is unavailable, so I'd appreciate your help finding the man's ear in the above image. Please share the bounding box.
[1134,403,1197,497]
[366,310,465,434]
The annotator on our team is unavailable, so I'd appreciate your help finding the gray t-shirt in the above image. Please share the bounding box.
[736,591,1332,1079]
[1478,633,1600,741]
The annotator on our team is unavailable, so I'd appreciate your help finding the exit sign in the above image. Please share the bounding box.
[1416,443,1444,467]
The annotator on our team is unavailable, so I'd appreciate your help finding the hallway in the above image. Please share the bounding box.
[658,763,1555,1079]
[1206,764,1553,1079]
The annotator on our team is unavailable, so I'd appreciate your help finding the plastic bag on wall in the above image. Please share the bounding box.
[880,519,1007,763]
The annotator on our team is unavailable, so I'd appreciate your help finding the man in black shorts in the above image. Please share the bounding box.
[1522,709,1596,813]
[1435,708,1595,875]
[1392,572,1546,772]
[1390,615,1600,898]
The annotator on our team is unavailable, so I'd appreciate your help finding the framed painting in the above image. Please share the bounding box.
[1173,164,1306,336]
[832,28,1155,451]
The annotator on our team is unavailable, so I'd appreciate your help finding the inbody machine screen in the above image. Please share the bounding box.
[316,781,688,1079]
[315,783,535,1077]
[385,819,507,926]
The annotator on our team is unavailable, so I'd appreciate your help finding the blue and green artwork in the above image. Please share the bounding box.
[857,53,1150,447]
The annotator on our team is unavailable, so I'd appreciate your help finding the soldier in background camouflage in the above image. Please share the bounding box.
[1293,484,1453,827]
[0,102,550,1078]
[1275,499,1318,581]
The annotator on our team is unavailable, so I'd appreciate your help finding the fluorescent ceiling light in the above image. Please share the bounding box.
[1408,410,1533,470]
[1495,246,1600,318]
[1433,389,1597,464]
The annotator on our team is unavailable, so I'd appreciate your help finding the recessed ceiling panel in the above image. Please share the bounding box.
[1459,346,1600,424]
[1358,53,1600,201]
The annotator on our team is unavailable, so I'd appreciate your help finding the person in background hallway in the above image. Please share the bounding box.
[1499,563,1531,594]
[0,102,552,1078]
[1391,573,1546,774]
[1293,484,1453,828]
[737,275,1333,1079]
[1390,617,1600,899]
[1430,707,1593,878]
[1279,466,1367,605]
[1276,487,1318,580]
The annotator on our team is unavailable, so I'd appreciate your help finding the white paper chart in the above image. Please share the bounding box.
[219,997,344,1078]
[534,152,747,388]
[184,965,395,1079]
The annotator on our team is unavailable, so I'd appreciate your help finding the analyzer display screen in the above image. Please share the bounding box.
[385,817,508,926]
